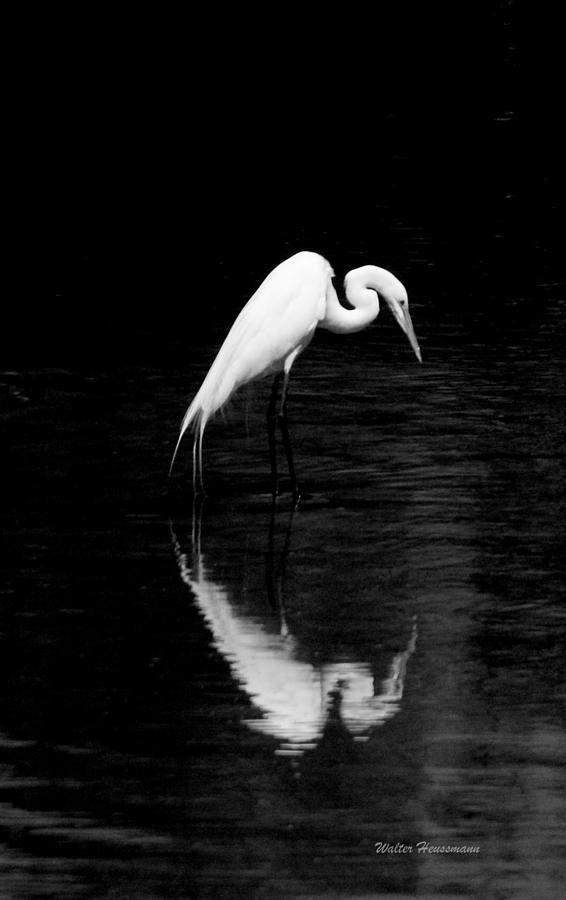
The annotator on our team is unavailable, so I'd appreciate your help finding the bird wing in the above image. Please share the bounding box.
[170,253,332,471]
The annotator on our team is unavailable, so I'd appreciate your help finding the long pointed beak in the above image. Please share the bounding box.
[401,308,422,363]
[390,300,422,363]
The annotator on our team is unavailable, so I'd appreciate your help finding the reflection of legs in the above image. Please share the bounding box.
[267,375,282,498]
[278,373,300,500]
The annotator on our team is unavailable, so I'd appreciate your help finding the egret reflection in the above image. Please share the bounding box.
[171,503,417,755]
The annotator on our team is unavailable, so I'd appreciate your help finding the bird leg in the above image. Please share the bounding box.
[265,501,297,636]
[267,374,282,498]
[265,500,278,610]
[278,373,300,500]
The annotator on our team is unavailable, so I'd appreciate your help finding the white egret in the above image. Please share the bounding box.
[170,250,421,495]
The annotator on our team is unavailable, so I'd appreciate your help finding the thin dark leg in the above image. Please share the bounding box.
[265,500,298,636]
[265,500,277,611]
[278,374,300,500]
[267,374,282,498]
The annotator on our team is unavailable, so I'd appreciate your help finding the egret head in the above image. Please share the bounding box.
[330,264,423,358]
[384,287,422,363]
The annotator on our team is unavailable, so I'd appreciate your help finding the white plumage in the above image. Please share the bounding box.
[170,251,421,493]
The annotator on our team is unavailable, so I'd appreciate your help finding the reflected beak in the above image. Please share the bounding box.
[390,302,422,363]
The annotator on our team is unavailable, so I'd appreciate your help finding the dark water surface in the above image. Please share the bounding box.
[1,292,566,898]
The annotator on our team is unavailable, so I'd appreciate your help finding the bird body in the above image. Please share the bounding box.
[174,252,330,444]
[170,251,421,493]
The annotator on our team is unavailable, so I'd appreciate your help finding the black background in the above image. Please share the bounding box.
[7,3,564,367]
[2,9,565,897]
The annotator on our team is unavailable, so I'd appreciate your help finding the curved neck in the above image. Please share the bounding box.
[319,265,399,335]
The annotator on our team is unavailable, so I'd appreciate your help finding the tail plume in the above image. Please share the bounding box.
[169,327,243,482]
[168,397,205,478]
[169,360,234,482]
